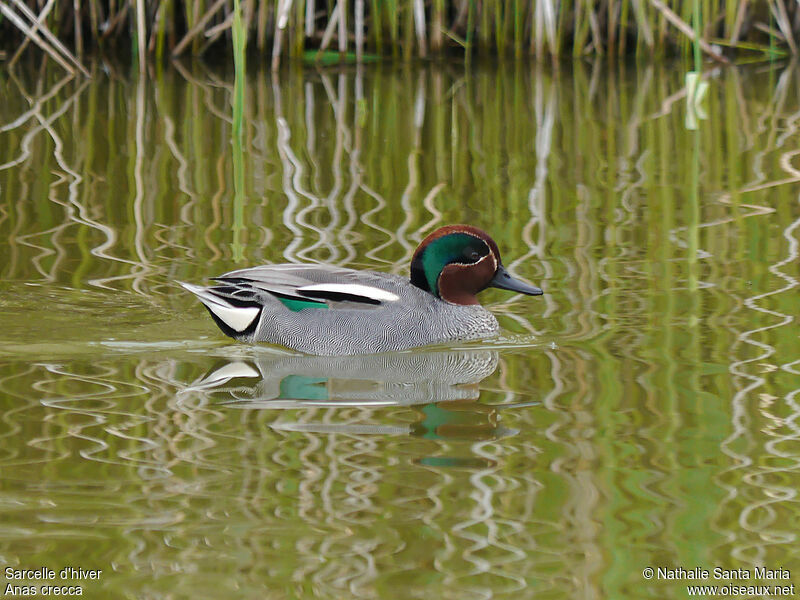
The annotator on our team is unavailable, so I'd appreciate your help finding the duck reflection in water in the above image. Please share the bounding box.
[186,349,527,459]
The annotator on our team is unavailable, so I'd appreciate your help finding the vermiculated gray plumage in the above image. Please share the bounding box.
[181,264,499,355]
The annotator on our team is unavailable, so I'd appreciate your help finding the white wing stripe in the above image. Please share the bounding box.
[298,283,400,302]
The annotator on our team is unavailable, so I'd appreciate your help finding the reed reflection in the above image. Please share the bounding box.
[1,59,800,599]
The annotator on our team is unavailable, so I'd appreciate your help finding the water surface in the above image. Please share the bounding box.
[1,60,800,598]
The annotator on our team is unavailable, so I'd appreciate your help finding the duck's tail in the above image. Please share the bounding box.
[179,282,262,340]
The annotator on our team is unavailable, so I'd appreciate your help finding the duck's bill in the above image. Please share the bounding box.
[489,265,543,296]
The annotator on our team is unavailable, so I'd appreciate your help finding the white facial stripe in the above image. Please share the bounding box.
[205,302,260,332]
[477,253,496,268]
[298,283,400,302]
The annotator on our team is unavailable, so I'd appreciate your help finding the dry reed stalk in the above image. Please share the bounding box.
[305,0,314,36]
[108,0,117,32]
[545,0,558,55]
[101,3,129,39]
[73,0,83,56]
[432,0,443,52]
[607,0,618,52]
[355,0,364,61]
[199,0,252,53]
[533,0,556,56]
[413,0,427,56]
[729,0,748,44]
[148,3,160,52]
[632,0,654,50]
[338,0,347,54]
[588,5,602,53]
[0,1,74,74]
[271,2,284,70]
[319,3,340,50]
[88,0,100,43]
[649,0,729,63]
[172,0,227,56]
[271,0,294,70]
[204,14,233,38]
[256,0,268,50]
[452,0,468,29]
[5,0,90,75]
[8,0,57,66]
[135,0,146,69]
[752,21,788,42]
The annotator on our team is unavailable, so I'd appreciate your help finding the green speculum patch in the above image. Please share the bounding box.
[278,296,328,312]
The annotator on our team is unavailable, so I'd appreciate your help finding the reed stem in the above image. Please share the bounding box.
[135,0,146,70]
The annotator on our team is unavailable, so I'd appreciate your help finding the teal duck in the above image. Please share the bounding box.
[181,225,543,355]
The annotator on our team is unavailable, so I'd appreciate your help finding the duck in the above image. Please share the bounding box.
[180,225,543,356]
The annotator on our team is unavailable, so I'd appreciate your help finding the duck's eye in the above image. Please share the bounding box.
[460,241,488,263]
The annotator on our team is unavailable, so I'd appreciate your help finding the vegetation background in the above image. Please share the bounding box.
[2,0,799,75]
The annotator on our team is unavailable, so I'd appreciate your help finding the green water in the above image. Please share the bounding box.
[1,60,800,599]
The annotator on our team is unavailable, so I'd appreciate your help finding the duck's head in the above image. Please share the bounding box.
[410,225,543,305]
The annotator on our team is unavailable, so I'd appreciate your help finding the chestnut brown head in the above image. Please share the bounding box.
[410,225,543,305]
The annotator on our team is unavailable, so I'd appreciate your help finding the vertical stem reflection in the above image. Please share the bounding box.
[232,0,247,262]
